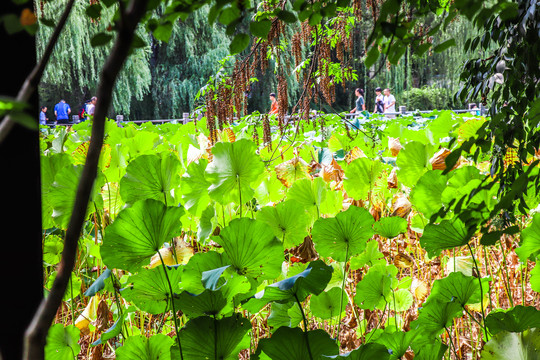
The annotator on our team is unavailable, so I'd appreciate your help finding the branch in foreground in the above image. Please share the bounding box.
[0,0,76,145]
[22,0,150,359]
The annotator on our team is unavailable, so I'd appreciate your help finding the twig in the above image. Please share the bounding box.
[0,0,76,144]
[23,1,150,359]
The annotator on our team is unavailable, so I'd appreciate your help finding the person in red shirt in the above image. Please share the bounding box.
[269,93,278,115]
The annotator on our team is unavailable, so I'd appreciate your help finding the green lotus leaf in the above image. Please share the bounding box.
[91,312,127,346]
[45,324,81,360]
[485,306,540,335]
[216,218,282,280]
[396,141,433,188]
[116,334,173,360]
[206,139,264,205]
[84,268,112,297]
[253,327,338,360]
[180,251,230,294]
[41,153,71,228]
[197,204,217,243]
[354,264,398,310]
[323,343,390,359]
[121,266,182,314]
[181,158,212,216]
[100,199,184,273]
[480,328,540,360]
[46,271,82,301]
[267,302,303,331]
[286,177,328,222]
[374,330,417,360]
[410,170,448,219]
[409,299,463,337]
[254,172,286,206]
[411,340,448,360]
[312,205,375,262]
[256,200,310,248]
[243,260,333,313]
[391,288,414,312]
[516,213,540,262]
[344,157,389,201]
[120,153,182,206]
[178,314,251,360]
[372,216,408,239]
[49,165,103,229]
[420,218,471,258]
[350,240,386,270]
[310,286,349,320]
[425,271,486,307]
[43,235,63,266]
[175,289,227,318]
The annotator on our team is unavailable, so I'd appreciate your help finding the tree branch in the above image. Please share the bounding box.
[23,0,149,359]
[0,0,76,144]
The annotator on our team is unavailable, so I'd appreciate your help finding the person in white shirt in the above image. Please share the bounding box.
[383,88,396,118]
[86,96,97,120]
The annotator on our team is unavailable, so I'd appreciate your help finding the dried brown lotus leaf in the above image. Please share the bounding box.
[95,299,109,332]
[391,194,411,218]
[320,158,344,183]
[429,148,452,170]
[275,157,311,187]
[412,278,429,302]
[221,128,236,142]
[394,252,414,268]
[370,203,382,222]
[388,137,402,157]
[345,146,366,164]
[387,167,398,189]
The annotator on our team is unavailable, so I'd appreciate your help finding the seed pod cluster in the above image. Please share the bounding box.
[216,78,233,131]
[262,114,272,151]
[277,74,288,132]
[205,88,217,145]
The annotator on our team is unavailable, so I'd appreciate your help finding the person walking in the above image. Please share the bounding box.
[86,96,97,120]
[39,106,48,126]
[373,87,384,114]
[350,88,365,113]
[54,99,71,125]
[383,88,396,117]
[269,93,278,115]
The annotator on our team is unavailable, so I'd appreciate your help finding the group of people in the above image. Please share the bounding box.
[350,87,396,116]
[40,97,97,126]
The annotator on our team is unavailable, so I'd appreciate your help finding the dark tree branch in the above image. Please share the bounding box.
[0,0,76,144]
[23,0,150,359]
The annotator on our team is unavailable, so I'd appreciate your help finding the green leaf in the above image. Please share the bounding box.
[391,288,413,312]
[425,271,485,307]
[45,324,81,360]
[206,139,264,205]
[116,334,173,360]
[412,340,448,360]
[364,45,380,68]
[229,33,250,54]
[84,268,112,297]
[372,217,408,239]
[410,170,448,219]
[250,19,272,38]
[276,9,297,23]
[49,165,102,229]
[375,330,417,360]
[516,213,540,262]
[100,199,184,273]
[120,153,182,206]
[254,327,338,359]
[480,328,540,360]
[91,32,113,47]
[197,205,217,242]
[256,200,310,248]
[121,266,182,314]
[310,287,349,320]
[433,38,456,53]
[354,264,398,310]
[91,312,127,346]
[420,218,470,258]
[181,158,211,216]
[46,271,82,302]
[350,240,386,270]
[312,206,375,262]
[85,3,102,19]
[410,299,463,337]
[10,111,38,130]
[343,158,389,201]
[181,251,230,294]
[323,343,390,359]
[287,177,327,222]
[217,218,282,280]
[267,302,303,330]
[243,260,333,313]
[396,141,432,188]
[485,306,540,335]
[179,314,251,360]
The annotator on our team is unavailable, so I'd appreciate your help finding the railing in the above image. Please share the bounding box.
[43,104,487,127]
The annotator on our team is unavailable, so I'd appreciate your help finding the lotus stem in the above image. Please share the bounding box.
[467,244,489,341]
[294,293,313,360]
